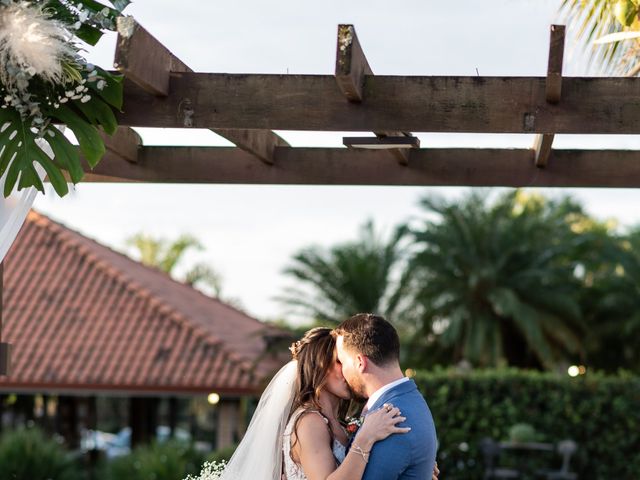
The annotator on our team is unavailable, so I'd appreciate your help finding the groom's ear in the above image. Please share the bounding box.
[356,354,367,373]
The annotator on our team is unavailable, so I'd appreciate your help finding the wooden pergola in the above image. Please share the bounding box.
[0,20,638,376]
[84,21,640,188]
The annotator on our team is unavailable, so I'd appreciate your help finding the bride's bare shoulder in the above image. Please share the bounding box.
[295,411,331,440]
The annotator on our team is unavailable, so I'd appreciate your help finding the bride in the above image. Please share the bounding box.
[219,327,412,480]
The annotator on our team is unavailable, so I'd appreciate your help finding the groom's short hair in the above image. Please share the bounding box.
[334,313,400,366]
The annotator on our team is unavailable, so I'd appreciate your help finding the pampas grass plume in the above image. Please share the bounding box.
[0,3,76,87]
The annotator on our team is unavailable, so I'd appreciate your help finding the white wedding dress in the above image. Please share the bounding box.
[218,361,346,480]
[282,408,347,480]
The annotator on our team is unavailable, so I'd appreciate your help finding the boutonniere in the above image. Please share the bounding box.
[345,416,363,437]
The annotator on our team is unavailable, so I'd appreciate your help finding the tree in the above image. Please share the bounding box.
[125,233,223,298]
[278,220,409,325]
[561,0,640,75]
[404,190,588,370]
[579,225,640,371]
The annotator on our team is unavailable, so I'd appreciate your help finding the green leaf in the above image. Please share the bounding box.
[73,95,118,134]
[87,69,124,110]
[75,24,104,46]
[108,0,131,12]
[44,1,104,45]
[43,128,85,184]
[52,107,105,168]
[0,109,69,197]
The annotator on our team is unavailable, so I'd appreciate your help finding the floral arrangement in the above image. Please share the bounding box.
[0,0,129,198]
[184,460,227,480]
[344,415,363,437]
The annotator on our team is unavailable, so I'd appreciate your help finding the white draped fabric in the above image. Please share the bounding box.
[0,140,49,263]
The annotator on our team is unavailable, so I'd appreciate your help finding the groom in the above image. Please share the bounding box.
[334,313,438,480]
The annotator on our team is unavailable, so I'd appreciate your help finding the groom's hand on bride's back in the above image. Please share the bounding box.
[432,461,439,480]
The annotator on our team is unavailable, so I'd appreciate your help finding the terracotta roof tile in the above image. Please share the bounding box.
[0,211,289,395]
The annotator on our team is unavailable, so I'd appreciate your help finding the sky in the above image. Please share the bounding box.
[31,0,640,322]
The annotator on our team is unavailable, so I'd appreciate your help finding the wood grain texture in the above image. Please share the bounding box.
[114,19,288,163]
[546,25,565,104]
[80,146,640,188]
[117,74,640,134]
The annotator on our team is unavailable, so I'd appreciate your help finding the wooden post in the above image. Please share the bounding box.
[168,397,178,439]
[130,397,158,447]
[216,399,239,449]
[57,396,80,449]
[0,262,10,377]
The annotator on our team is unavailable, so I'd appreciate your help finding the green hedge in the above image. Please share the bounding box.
[101,440,205,480]
[414,369,640,480]
[0,427,82,480]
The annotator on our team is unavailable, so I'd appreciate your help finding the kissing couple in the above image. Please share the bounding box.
[220,313,438,480]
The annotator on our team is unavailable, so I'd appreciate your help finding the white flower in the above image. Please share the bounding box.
[80,95,91,103]
[0,3,76,88]
[183,461,227,480]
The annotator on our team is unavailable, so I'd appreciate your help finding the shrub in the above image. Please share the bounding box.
[0,427,81,480]
[508,423,538,443]
[103,440,205,480]
[206,443,237,464]
[415,369,640,480]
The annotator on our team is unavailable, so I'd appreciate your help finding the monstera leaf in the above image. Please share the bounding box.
[0,109,69,197]
[0,69,123,197]
[44,0,132,45]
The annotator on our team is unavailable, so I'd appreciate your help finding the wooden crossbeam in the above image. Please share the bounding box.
[546,25,565,104]
[335,24,370,102]
[533,134,554,168]
[77,146,640,188]
[335,24,416,165]
[115,17,179,96]
[534,24,565,168]
[117,74,640,134]
[115,18,288,165]
[101,126,142,163]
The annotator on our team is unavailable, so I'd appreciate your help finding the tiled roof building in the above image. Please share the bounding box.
[0,211,289,448]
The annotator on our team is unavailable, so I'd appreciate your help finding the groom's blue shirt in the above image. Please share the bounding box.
[361,379,437,480]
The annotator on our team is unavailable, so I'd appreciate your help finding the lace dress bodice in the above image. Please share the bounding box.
[282,408,347,480]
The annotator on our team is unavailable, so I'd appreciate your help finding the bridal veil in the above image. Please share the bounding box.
[220,360,297,480]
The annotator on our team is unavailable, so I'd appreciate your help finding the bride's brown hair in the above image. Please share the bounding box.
[288,327,350,448]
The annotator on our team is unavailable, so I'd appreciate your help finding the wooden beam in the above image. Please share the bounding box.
[118,74,640,134]
[533,134,554,168]
[213,128,288,166]
[534,25,565,168]
[101,126,142,163]
[114,18,288,164]
[546,25,565,104]
[78,146,640,188]
[114,17,182,96]
[335,24,372,103]
[334,24,415,165]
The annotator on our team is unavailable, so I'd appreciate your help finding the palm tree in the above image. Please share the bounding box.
[561,0,640,75]
[579,225,640,371]
[404,190,588,370]
[278,220,409,325]
[125,233,223,297]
